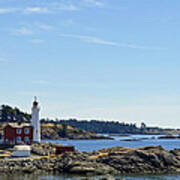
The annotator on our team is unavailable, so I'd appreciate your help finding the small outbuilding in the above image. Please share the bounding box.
[12,145,31,157]
[55,146,75,154]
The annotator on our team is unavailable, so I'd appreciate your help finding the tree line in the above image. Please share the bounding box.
[0,104,170,134]
[41,119,145,134]
[0,105,31,123]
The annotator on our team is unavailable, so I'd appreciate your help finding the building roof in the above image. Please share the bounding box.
[14,145,31,151]
[6,123,32,128]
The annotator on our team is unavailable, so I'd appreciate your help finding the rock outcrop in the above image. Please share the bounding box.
[31,142,58,156]
[1,144,180,175]
[96,146,180,174]
[41,124,113,140]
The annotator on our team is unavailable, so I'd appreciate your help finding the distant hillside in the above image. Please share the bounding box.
[41,122,109,140]
[54,119,141,134]
[50,119,170,135]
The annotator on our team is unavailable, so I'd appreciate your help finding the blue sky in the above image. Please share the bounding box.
[0,0,180,128]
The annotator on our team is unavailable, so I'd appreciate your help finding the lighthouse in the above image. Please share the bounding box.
[31,97,41,143]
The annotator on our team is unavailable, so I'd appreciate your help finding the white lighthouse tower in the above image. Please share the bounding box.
[31,97,41,143]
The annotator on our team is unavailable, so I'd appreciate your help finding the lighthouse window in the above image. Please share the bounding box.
[16,129,22,134]
[24,128,30,134]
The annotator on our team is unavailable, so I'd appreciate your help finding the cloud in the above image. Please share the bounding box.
[23,4,78,14]
[0,5,77,15]
[56,4,79,11]
[60,34,163,50]
[59,33,118,46]
[0,8,18,14]
[15,27,34,35]
[29,39,44,44]
[0,0,103,16]
[13,23,53,36]
[82,0,104,7]
[24,7,49,14]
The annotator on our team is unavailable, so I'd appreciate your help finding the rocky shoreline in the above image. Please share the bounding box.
[1,143,180,176]
[158,135,180,139]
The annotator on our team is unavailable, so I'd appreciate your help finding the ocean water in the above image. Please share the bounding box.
[1,173,180,180]
[42,134,180,152]
[2,135,180,180]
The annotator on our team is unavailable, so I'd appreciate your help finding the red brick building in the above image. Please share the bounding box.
[4,123,33,145]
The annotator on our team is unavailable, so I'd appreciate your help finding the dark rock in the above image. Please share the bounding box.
[139,145,165,152]
[31,142,58,155]
[158,135,179,139]
[97,145,180,174]
[64,160,117,175]
[156,151,180,166]
[170,149,180,156]
[120,139,140,141]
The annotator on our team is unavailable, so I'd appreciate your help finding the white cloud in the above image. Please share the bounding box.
[60,33,118,46]
[15,27,34,35]
[0,5,75,15]
[82,0,104,7]
[0,8,18,14]
[0,0,103,16]
[60,33,163,50]
[56,4,79,11]
[13,23,53,36]
[24,7,49,14]
[23,3,78,14]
